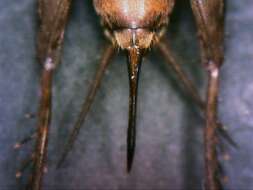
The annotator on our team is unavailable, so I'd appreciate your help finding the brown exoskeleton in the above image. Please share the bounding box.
[15,0,227,190]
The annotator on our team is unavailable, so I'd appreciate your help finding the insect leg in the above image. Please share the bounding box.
[190,0,224,189]
[156,39,235,147]
[156,40,205,111]
[57,44,115,168]
[204,63,222,190]
[28,0,72,189]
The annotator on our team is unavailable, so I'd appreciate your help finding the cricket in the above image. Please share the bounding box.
[14,0,228,189]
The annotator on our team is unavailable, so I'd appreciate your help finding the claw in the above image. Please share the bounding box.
[126,47,143,172]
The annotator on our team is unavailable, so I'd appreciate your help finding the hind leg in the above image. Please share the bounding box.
[190,0,225,189]
[16,1,73,189]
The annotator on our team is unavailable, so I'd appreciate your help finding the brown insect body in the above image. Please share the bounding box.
[93,0,175,49]
[16,0,226,189]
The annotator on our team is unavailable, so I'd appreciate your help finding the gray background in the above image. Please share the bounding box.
[0,0,253,189]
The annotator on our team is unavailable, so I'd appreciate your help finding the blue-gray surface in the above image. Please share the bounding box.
[0,0,252,189]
